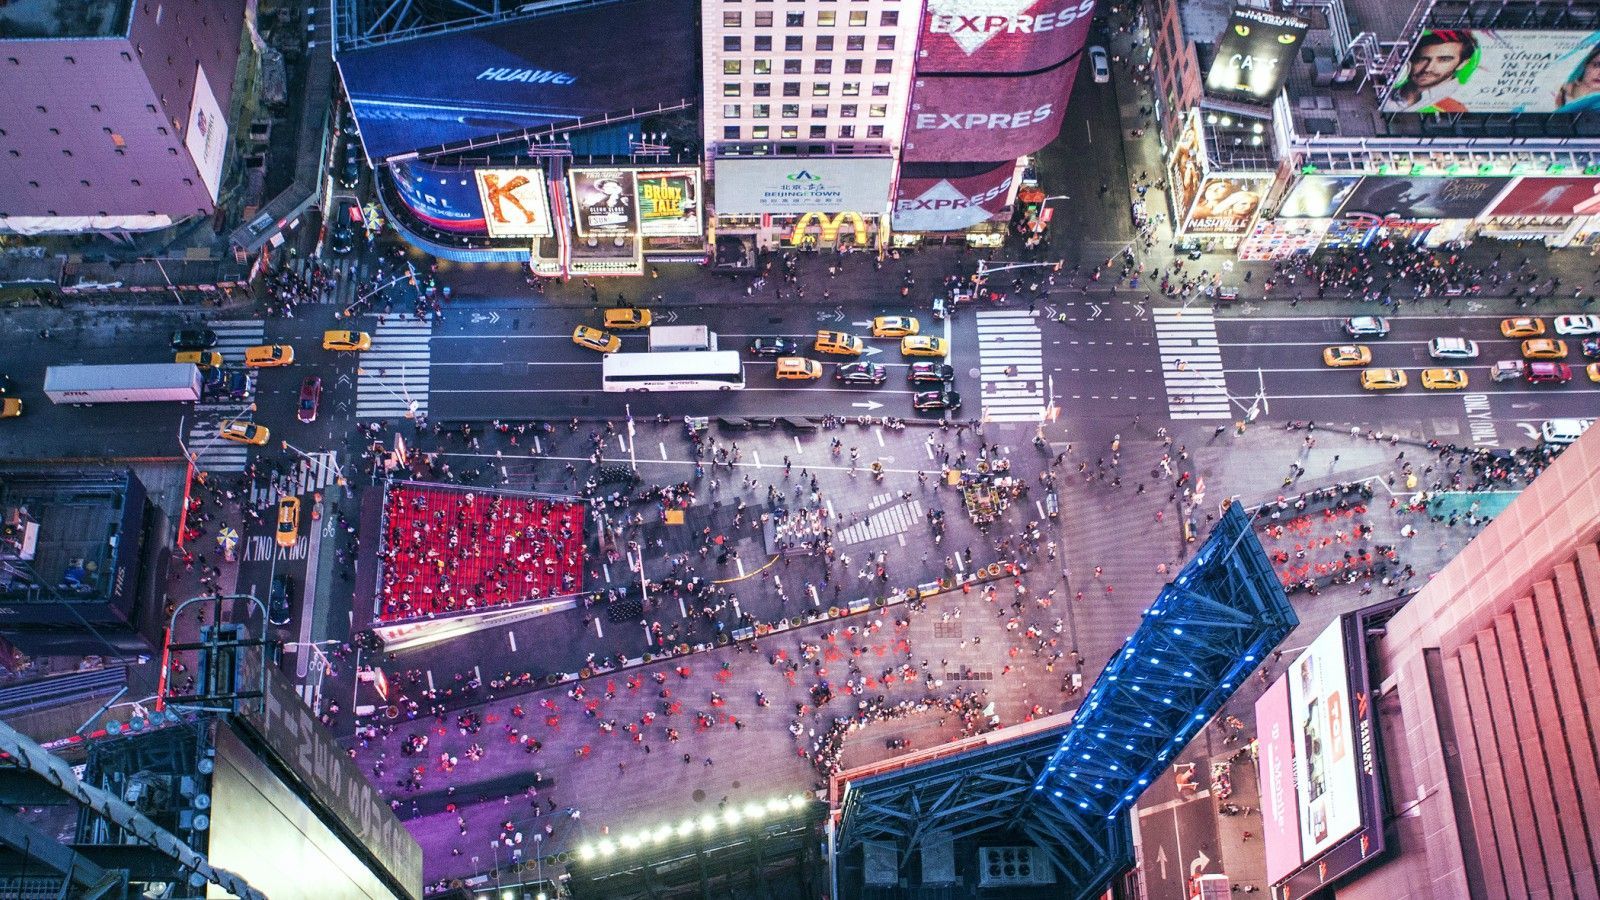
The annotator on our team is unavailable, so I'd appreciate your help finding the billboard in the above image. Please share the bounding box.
[1278,175,1362,218]
[389,160,487,233]
[569,168,638,237]
[1184,175,1269,234]
[893,161,1015,231]
[917,0,1096,75]
[1169,112,1206,227]
[337,0,697,159]
[635,169,702,237]
[1337,176,1510,220]
[1288,619,1360,861]
[184,63,229,203]
[1205,9,1309,102]
[713,157,894,215]
[1382,29,1600,114]
[475,169,553,238]
[1256,675,1304,884]
[903,60,1079,163]
[1488,176,1600,217]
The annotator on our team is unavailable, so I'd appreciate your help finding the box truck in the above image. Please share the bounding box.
[647,325,717,352]
[45,363,203,405]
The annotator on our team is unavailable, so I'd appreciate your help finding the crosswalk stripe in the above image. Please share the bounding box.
[184,321,267,472]
[355,320,433,420]
[974,310,1048,424]
[1153,307,1229,420]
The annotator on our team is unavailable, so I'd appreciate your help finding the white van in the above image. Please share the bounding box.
[1540,418,1594,446]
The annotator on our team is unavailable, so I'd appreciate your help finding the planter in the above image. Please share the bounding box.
[676,643,690,654]
[716,634,730,646]
[641,653,654,663]
[905,588,920,600]
[545,674,561,685]
[755,623,771,636]
[986,563,1002,577]
[790,617,805,627]
[828,607,842,618]
[873,597,888,607]
[579,667,593,679]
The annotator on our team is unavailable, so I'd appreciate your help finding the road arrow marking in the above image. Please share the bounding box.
[1190,848,1211,877]
[336,373,352,388]
[1133,302,1147,318]
[852,401,884,410]
[852,320,872,327]
[1089,303,1103,319]
[1156,846,1168,881]
[1518,422,1539,440]
[862,346,883,356]
[665,310,680,323]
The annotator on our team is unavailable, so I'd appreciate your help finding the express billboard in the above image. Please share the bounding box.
[475,169,553,238]
[1381,29,1600,114]
[1278,175,1362,218]
[569,168,638,237]
[917,0,1096,75]
[1256,675,1303,885]
[1168,112,1206,227]
[389,160,487,233]
[713,157,894,215]
[1288,619,1360,861]
[902,61,1079,163]
[635,169,702,237]
[1205,9,1309,102]
[1488,176,1600,217]
[1337,176,1510,220]
[893,161,1015,231]
[1183,175,1270,234]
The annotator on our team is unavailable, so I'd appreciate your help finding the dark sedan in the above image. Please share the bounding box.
[913,389,961,411]
[908,362,955,384]
[748,337,798,357]
[170,328,218,350]
[835,362,887,385]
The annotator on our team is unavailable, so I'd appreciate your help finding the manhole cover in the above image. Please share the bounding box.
[692,789,706,803]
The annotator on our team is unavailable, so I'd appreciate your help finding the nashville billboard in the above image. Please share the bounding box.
[902,60,1079,163]
[893,161,1015,231]
[917,0,1096,75]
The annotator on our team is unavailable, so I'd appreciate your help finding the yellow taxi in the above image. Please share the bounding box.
[275,497,302,549]
[900,335,948,358]
[1501,317,1546,338]
[1420,368,1469,390]
[775,357,823,380]
[602,307,653,330]
[1359,368,1407,391]
[572,325,621,353]
[1588,362,1600,383]
[814,331,864,356]
[0,398,21,419]
[219,420,270,446]
[1322,345,1371,367]
[243,344,295,368]
[323,330,372,351]
[871,316,920,338]
[1521,338,1568,360]
[175,350,223,369]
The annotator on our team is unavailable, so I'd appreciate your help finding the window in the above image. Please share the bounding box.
[871,82,890,96]
[781,125,798,139]
[724,104,742,118]
[811,104,829,117]
[783,82,801,96]
[873,59,893,74]
[753,59,771,74]
[785,11,803,26]
[842,81,860,96]
[753,103,770,117]
[838,125,855,138]
[785,35,802,51]
[816,35,834,51]
[844,59,862,73]
[810,125,828,138]
[723,36,741,51]
[754,11,772,26]
[869,104,887,117]
[754,35,771,51]
[753,82,771,96]
[781,104,799,118]
[723,11,741,26]
[849,10,867,25]
[814,59,832,74]
[846,35,864,50]
[724,60,742,75]
[880,11,898,26]
[812,82,831,96]
[784,59,802,74]
[877,35,895,51]
[840,104,858,117]
[867,125,884,138]
[724,83,742,96]
[818,11,836,25]
[724,126,741,140]
[752,125,769,139]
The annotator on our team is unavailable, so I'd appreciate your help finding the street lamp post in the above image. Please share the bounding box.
[356,365,418,419]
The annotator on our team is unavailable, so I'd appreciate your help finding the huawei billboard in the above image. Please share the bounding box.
[902,60,1079,164]
[917,0,1097,75]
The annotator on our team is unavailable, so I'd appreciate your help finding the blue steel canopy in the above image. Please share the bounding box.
[834,503,1296,899]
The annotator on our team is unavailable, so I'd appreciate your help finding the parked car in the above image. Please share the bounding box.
[908,362,956,384]
[298,376,322,423]
[1541,418,1594,446]
[913,389,962,411]
[1343,316,1389,338]
[1090,45,1110,83]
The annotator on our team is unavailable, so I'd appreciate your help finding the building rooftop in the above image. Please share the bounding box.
[0,470,138,605]
[0,0,132,39]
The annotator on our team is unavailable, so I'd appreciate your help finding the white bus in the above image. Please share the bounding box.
[601,351,746,392]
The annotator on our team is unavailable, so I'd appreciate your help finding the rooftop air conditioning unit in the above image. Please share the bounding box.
[977,846,1056,886]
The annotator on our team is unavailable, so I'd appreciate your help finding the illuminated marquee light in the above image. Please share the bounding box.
[789,211,871,246]
[574,793,811,862]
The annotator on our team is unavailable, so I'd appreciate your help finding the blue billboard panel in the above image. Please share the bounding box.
[389,160,487,233]
[339,0,697,160]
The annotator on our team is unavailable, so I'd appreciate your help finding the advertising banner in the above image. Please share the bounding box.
[1382,29,1600,114]
[184,63,229,203]
[1169,112,1206,227]
[1338,176,1510,220]
[475,169,553,238]
[917,0,1096,75]
[1257,675,1304,885]
[634,169,702,237]
[1288,619,1361,861]
[337,0,697,160]
[893,161,1015,231]
[1205,9,1309,102]
[902,60,1079,163]
[1184,175,1270,234]
[1278,175,1362,218]
[569,168,638,237]
[1488,176,1600,217]
[390,160,487,233]
[713,157,894,215]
